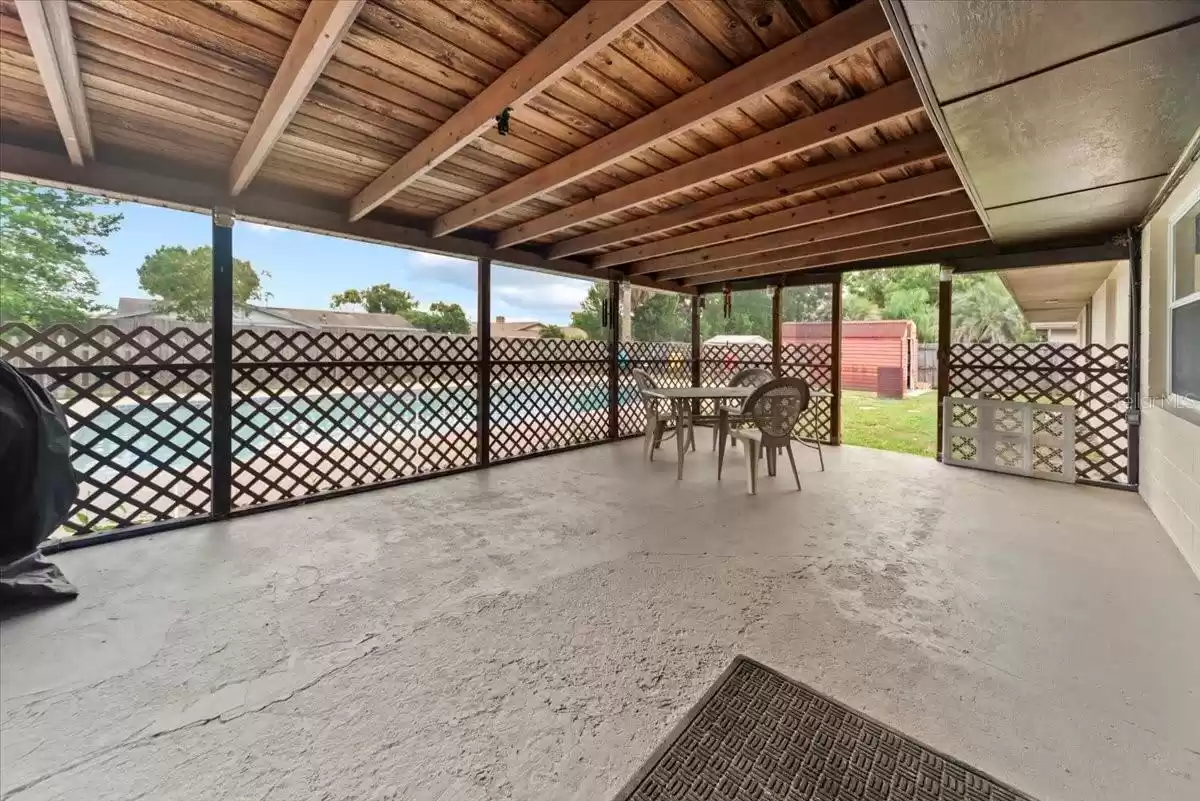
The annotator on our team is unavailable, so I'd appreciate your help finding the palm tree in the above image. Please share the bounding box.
[952,277,1030,343]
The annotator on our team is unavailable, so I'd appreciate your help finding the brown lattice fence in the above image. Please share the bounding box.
[947,342,1130,485]
[0,323,213,535]
[2,321,842,543]
[489,336,610,461]
[781,342,835,444]
[230,328,479,508]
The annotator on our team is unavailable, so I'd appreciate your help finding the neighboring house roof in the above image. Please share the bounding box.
[108,298,417,331]
[703,334,770,345]
[491,319,544,338]
[782,320,917,339]
[469,319,587,339]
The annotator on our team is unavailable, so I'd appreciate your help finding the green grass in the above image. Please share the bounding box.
[841,389,938,458]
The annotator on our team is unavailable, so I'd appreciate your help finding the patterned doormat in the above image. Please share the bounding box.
[611,656,1039,801]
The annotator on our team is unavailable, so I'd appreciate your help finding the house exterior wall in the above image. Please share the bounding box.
[1088,261,1131,346]
[1140,156,1200,580]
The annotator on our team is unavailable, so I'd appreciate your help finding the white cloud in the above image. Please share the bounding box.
[493,280,589,315]
[242,221,281,236]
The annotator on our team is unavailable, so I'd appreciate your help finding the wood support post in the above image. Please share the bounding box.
[936,266,952,461]
[690,295,702,414]
[211,209,234,518]
[830,275,843,445]
[771,284,783,377]
[608,279,621,440]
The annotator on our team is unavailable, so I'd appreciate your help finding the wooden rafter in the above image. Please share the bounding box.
[15,0,93,165]
[547,131,945,259]
[629,192,976,275]
[654,213,982,282]
[679,227,991,287]
[348,0,668,221]
[621,170,965,273]
[430,0,893,237]
[496,79,924,249]
[615,168,963,270]
[230,0,365,195]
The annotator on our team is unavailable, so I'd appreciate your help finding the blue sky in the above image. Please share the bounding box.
[86,202,598,324]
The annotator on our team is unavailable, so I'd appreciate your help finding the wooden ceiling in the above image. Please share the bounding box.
[0,0,988,292]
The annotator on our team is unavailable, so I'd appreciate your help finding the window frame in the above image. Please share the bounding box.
[1167,184,1200,409]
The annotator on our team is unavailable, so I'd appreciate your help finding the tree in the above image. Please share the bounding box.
[410,301,470,334]
[137,245,266,322]
[330,284,417,316]
[0,179,122,326]
[631,292,689,341]
[952,274,1033,343]
[539,323,566,339]
[570,283,607,339]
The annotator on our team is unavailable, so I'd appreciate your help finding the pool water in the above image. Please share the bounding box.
[70,382,643,477]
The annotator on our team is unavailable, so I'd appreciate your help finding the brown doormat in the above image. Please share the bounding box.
[611,655,1039,801]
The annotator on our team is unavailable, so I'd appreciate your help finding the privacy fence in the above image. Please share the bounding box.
[2,320,837,544]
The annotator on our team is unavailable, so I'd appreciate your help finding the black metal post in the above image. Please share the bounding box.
[936,266,952,462]
[608,279,621,440]
[771,284,783,377]
[211,209,234,518]
[830,275,843,446]
[477,257,491,466]
[1126,228,1142,486]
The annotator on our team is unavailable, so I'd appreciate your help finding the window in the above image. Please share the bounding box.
[1169,194,1200,403]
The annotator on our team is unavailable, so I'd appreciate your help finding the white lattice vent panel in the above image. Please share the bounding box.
[943,398,1076,483]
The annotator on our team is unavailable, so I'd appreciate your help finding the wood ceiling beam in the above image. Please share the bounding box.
[230,0,365,195]
[680,227,991,287]
[497,80,924,249]
[15,0,93,165]
[0,141,686,293]
[654,212,982,282]
[430,0,892,237]
[547,130,943,259]
[629,192,976,276]
[614,167,963,271]
[347,0,667,221]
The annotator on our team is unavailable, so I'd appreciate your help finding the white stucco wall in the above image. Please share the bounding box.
[1088,261,1130,346]
[1139,157,1200,580]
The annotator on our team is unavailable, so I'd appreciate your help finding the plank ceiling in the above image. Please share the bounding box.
[0,0,992,291]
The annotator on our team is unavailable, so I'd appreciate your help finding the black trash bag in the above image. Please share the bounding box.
[0,358,80,602]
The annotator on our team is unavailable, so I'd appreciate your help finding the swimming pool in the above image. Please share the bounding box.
[68,381,643,478]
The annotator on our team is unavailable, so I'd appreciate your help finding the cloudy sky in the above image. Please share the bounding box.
[86,201,599,324]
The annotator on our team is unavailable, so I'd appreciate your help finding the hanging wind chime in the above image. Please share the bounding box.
[722,282,732,319]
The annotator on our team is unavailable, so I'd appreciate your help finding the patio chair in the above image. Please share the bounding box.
[713,367,775,451]
[631,368,685,461]
[717,377,810,494]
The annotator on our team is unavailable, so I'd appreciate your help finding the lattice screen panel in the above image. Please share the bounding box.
[489,337,609,461]
[1,323,213,537]
[618,340,691,437]
[231,329,478,508]
[947,343,1129,484]
[781,342,834,445]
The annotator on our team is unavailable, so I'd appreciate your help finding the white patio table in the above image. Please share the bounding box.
[644,386,754,480]
[644,387,834,479]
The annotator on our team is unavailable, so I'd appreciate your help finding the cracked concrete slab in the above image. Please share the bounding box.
[1,443,1198,800]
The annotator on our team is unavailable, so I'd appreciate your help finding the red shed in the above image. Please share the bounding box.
[782,320,919,394]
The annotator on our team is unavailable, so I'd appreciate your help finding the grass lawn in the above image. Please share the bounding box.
[841,389,938,458]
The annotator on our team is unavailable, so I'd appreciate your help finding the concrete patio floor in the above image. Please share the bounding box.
[1,442,1198,801]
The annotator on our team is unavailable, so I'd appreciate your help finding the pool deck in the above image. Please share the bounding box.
[2,442,1198,801]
